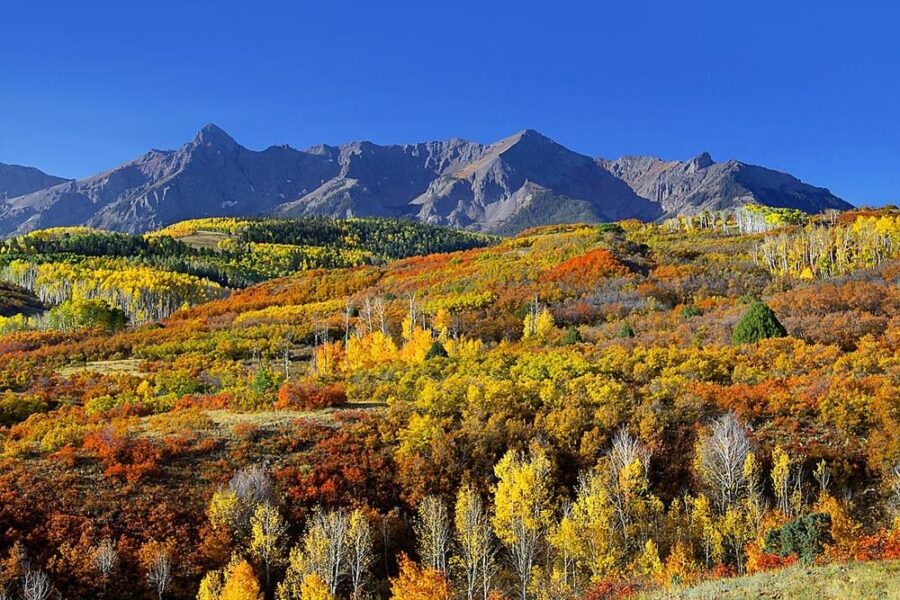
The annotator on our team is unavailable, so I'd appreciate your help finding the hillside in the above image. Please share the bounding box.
[0,209,899,598]
[0,218,494,323]
[0,125,851,236]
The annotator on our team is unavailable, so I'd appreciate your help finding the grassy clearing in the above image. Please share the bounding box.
[175,230,231,250]
[639,560,900,600]
[58,358,144,377]
[140,403,385,440]
[204,409,338,431]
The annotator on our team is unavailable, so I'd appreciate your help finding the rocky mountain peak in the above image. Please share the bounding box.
[0,126,852,237]
[190,123,239,150]
[689,151,715,171]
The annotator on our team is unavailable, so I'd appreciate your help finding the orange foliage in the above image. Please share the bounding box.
[745,540,797,574]
[542,248,631,288]
[389,554,453,600]
[275,380,347,410]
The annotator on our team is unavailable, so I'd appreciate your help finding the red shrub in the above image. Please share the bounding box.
[275,380,346,410]
[581,579,642,600]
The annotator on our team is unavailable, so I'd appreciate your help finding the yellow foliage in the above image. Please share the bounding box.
[299,573,333,600]
[220,560,263,600]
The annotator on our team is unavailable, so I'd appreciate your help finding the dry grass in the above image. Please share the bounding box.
[175,230,231,250]
[639,560,900,600]
[58,359,144,377]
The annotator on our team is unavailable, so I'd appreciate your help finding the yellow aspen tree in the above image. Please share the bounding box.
[689,494,723,568]
[771,446,793,517]
[546,502,579,596]
[347,509,374,600]
[742,453,766,535]
[415,495,450,573]
[492,447,553,600]
[299,574,333,600]
[454,485,496,600]
[250,502,288,593]
[434,307,452,341]
[278,508,348,599]
[197,569,224,600]
[535,308,555,339]
[631,539,664,583]
[220,559,263,600]
[570,470,617,582]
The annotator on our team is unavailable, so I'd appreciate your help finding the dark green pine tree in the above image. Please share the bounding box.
[732,301,787,345]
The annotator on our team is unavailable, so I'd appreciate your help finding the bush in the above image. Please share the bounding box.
[562,326,582,345]
[732,301,787,345]
[680,304,702,319]
[619,322,635,338]
[276,380,347,410]
[764,512,832,564]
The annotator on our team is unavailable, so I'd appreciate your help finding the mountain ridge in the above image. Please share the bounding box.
[0,162,71,202]
[0,125,852,236]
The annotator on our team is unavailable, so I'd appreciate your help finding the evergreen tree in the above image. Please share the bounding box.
[732,301,787,345]
[619,321,635,339]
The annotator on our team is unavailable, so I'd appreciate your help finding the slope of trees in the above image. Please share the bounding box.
[0,212,898,597]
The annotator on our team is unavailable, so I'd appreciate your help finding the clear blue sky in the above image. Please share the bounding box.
[2,0,898,205]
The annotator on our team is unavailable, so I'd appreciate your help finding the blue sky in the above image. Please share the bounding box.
[2,0,898,205]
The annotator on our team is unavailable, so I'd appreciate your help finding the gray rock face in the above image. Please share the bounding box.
[277,138,485,219]
[412,130,661,232]
[0,163,69,202]
[598,153,851,217]
[0,125,851,237]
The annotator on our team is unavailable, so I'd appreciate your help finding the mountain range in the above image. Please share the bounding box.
[0,125,852,236]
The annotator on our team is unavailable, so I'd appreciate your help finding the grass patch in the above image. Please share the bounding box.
[639,560,900,599]
[58,359,144,377]
[175,230,231,250]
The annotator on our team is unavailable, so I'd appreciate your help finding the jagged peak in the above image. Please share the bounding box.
[688,151,715,170]
[190,123,239,148]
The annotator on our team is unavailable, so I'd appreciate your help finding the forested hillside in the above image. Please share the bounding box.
[0,218,494,325]
[0,207,899,598]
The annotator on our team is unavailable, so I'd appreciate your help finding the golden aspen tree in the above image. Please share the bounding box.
[546,502,579,596]
[454,484,496,600]
[492,447,553,600]
[220,559,263,600]
[278,508,348,599]
[689,495,723,568]
[298,574,333,600]
[522,298,554,341]
[346,508,374,600]
[631,539,663,583]
[570,469,617,582]
[250,502,288,592]
[771,446,794,517]
[414,495,451,574]
[434,307,452,341]
[197,568,224,600]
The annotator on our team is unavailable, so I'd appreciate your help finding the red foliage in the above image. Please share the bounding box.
[174,392,232,410]
[83,427,163,483]
[854,528,900,561]
[581,579,642,600]
[275,380,346,410]
[542,248,631,288]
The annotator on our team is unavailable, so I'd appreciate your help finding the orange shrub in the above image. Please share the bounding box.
[542,248,631,288]
[275,380,346,410]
